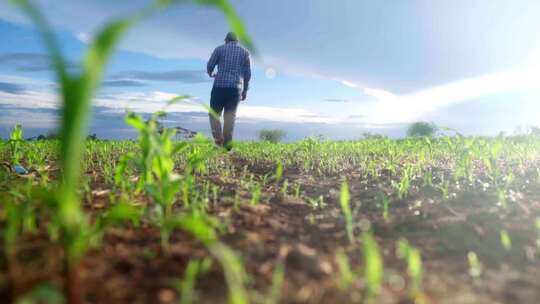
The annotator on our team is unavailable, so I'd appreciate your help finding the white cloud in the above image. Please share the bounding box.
[96,91,334,124]
[0,76,60,110]
[0,108,58,129]
[0,74,53,88]
[360,66,540,124]
[95,91,205,114]
[363,88,396,101]
[5,65,539,130]
[339,79,359,88]
[237,105,333,124]
[0,84,335,125]
[0,90,59,109]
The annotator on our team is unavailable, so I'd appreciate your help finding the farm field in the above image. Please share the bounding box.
[2,133,540,303]
[1,2,540,303]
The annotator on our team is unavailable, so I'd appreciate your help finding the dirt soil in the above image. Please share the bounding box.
[3,153,540,304]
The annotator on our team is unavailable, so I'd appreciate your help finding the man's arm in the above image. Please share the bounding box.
[241,53,251,100]
[207,47,220,77]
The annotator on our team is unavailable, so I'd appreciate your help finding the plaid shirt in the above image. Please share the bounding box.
[207,41,251,90]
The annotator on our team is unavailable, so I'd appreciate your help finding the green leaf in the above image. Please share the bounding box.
[208,242,249,304]
[275,161,283,182]
[83,18,138,93]
[168,212,218,244]
[340,180,353,243]
[9,124,23,141]
[500,230,512,250]
[173,142,190,154]
[362,231,383,297]
[201,102,221,121]
[125,113,147,131]
[101,203,142,226]
[408,248,422,284]
[265,262,285,304]
[467,251,482,278]
[115,153,134,186]
[335,249,355,290]
[167,94,192,106]
[15,283,65,304]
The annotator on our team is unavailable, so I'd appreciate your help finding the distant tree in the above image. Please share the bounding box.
[303,134,327,142]
[530,126,540,137]
[45,132,59,140]
[86,133,98,141]
[438,126,463,137]
[362,132,388,140]
[407,122,437,137]
[258,129,286,143]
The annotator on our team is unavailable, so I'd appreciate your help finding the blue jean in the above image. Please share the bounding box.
[209,86,241,147]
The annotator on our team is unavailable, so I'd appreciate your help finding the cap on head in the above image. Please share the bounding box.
[225,32,238,42]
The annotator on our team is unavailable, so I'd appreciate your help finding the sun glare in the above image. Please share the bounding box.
[265,67,277,79]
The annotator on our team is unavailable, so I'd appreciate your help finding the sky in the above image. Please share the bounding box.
[0,0,539,140]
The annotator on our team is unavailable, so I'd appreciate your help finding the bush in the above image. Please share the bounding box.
[407,122,437,137]
[530,126,540,137]
[362,132,388,140]
[258,129,286,143]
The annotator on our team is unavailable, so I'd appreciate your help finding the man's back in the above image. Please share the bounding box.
[206,33,251,150]
[207,41,251,90]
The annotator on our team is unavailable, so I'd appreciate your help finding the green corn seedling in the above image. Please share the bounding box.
[263,262,285,304]
[126,112,187,251]
[293,184,301,198]
[307,197,320,210]
[467,251,482,279]
[422,167,433,187]
[114,153,135,193]
[177,258,213,304]
[340,181,354,244]
[250,183,261,205]
[15,283,64,304]
[381,193,391,223]
[8,124,23,165]
[233,191,241,209]
[280,178,289,195]
[397,239,424,299]
[167,211,248,304]
[437,178,450,201]
[318,195,326,208]
[339,181,354,244]
[9,0,254,302]
[497,188,507,209]
[397,168,411,199]
[9,0,150,301]
[500,230,512,251]
[274,161,283,183]
[362,231,383,299]
[208,243,249,304]
[212,185,219,206]
[335,248,355,290]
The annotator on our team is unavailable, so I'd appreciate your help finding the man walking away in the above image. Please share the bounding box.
[207,32,251,150]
